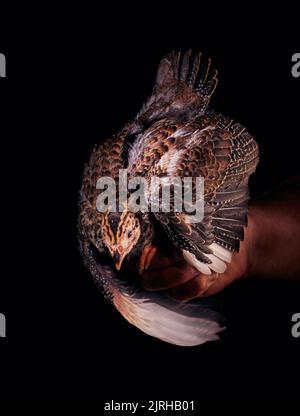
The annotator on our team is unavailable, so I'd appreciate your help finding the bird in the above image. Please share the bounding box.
[78,50,259,346]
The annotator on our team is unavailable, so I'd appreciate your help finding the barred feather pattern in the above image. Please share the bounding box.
[78,50,259,346]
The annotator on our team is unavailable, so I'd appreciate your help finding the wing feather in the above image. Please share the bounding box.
[128,115,258,274]
[102,266,224,346]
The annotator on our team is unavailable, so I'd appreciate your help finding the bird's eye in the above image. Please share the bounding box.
[128,231,133,238]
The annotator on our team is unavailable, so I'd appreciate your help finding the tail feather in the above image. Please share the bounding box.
[161,50,218,102]
[180,49,192,81]
[138,50,219,122]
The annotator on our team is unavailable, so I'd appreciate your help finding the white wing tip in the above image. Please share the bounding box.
[182,244,232,275]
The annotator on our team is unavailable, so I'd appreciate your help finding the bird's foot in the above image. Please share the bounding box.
[138,245,157,275]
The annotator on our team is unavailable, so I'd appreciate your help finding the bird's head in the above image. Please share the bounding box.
[101,210,141,270]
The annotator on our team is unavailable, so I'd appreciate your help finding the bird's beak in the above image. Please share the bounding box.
[113,251,124,271]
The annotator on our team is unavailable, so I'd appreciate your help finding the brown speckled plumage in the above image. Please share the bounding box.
[78,50,259,346]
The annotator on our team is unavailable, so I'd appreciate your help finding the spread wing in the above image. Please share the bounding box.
[78,50,259,346]
[128,114,259,274]
[79,233,224,346]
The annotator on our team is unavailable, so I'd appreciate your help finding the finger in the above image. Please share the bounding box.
[146,250,182,271]
[125,249,180,273]
[166,275,213,302]
[141,260,199,291]
[200,272,236,296]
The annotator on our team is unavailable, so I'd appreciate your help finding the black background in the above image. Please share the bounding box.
[0,6,299,403]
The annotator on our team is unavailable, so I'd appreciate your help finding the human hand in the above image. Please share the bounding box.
[139,215,254,301]
[135,178,300,301]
